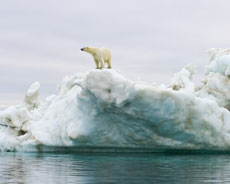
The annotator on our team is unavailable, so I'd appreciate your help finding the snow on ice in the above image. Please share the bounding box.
[1,48,230,152]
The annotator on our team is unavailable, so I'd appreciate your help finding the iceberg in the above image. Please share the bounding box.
[1,48,230,152]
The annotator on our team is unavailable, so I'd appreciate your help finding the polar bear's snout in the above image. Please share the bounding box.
[80,48,84,51]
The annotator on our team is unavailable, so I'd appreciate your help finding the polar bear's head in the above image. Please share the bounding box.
[81,47,97,55]
[80,47,86,51]
[80,47,90,52]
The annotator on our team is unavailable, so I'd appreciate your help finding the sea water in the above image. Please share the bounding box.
[1,152,230,184]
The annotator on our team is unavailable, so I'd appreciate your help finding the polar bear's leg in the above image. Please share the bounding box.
[107,59,112,69]
[99,58,105,69]
[94,58,99,69]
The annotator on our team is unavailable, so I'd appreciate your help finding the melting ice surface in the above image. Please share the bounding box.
[2,48,230,152]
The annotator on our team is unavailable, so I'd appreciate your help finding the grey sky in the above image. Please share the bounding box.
[1,0,230,107]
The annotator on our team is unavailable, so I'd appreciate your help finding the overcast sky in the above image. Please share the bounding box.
[1,0,230,107]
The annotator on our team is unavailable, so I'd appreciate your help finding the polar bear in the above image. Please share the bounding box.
[81,47,112,69]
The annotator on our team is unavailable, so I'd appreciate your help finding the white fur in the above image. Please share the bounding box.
[82,47,112,69]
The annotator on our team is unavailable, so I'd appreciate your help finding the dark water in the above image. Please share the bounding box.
[1,152,230,184]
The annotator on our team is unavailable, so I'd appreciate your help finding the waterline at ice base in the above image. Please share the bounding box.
[2,48,230,152]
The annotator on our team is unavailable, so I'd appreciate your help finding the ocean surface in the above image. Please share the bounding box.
[1,152,230,184]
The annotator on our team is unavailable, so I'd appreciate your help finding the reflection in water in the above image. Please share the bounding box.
[1,153,230,183]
